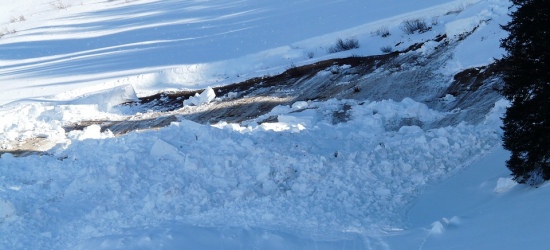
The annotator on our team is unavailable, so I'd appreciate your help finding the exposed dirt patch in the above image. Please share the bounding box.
[59,53,400,137]
[0,137,58,157]
[447,61,505,96]
[127,54,399,113]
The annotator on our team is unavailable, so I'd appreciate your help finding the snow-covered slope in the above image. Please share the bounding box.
[0,0,503,105]
[3,0,547,249]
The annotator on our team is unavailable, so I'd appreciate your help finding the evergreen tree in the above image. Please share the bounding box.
[500,0,550,184]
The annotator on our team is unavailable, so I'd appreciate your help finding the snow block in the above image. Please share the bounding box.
[291,101,308,110]
[184,86,216,106]
[430,221,445,235]
[68,124,113,140]
[494,177,517,193]
[70,84,138,112]
[80,124,102,140]
[150,139,186,162]
[0,198,16,223]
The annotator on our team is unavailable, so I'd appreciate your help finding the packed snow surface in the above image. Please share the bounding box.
[2,0,548,249]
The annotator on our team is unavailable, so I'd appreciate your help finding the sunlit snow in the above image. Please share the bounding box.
[1,0,548,249]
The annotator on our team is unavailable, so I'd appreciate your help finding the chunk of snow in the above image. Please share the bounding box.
[494,177,517,193]
[448,216,461,226]
[70,84,138,112]
[260,122,306,133]
[291,101,308,110]
[80,124,102,140]
[441,216,461,227]
[398,125,423,134]
[68,124,113,140]
[484,99,509,127]
[184,87,216,106]
[268,105,292,115]
[442,94,456,102]
[150,139,186,162]
[0,199,16,222]
[277,109,316,129]
[430,221,445,235]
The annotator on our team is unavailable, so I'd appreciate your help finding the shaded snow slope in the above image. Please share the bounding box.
[385,147,550,250]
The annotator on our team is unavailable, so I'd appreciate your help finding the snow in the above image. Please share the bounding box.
[0,198,16,223]
[494,177,518,193]
[68,124,114,140]
[0,0,509,105]
[68,84,139,112]
[0,97,504,249]
[397,147,550,250]
[183,86,216,107]
[445,16,482,38]
[2,0,548,249]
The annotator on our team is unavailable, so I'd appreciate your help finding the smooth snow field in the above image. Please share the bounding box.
[1,0,549,249]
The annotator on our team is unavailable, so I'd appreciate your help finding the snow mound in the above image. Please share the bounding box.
[0,104,67,150]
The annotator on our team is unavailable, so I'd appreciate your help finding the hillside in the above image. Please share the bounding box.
[2,0,549,249]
